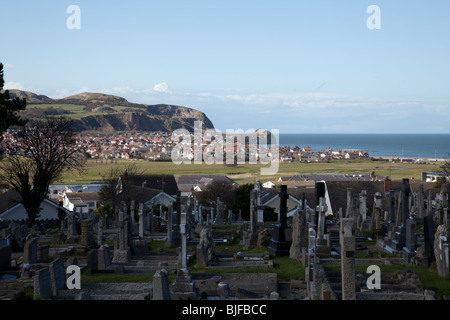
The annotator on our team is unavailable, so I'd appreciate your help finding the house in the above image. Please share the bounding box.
[63,192,100,214]
[0,189,70,222]
[175,175,237,196]
[262,181,276,188]
[116,173,179,198]
[422,171,450,182]
[259,188,302,220]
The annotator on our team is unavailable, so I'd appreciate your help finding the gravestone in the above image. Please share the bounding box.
[98,245,111,270]
[38,245,50,262]
[112,210,131,263]
[138,203,145,239]
[0,244,11,270]
[242,189,260,250]
[289,207,308,260]
[389,190,396,222]
[49,258,67,296]
[34,267,52,299]
[306,228,316,297]
[153,269,171,300]
[340,218,356,300]
[214,197,223,224]
[346,188,352,218]
[268,185,292,256]
[97,218,104,246]
[434,225,449,278]
[171,212,198,300]
[81,219,96,249]
[24,238,38,264]
[359,190,367,222]
[87,249,98,275]
[195,227,215,268]
[172,191,182,247]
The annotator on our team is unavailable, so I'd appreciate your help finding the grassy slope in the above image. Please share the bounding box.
[28,104,143,119]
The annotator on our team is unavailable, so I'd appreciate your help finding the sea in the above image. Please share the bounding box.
[278,134,450,160]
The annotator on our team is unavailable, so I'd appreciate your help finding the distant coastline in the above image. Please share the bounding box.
[278,133,450,160]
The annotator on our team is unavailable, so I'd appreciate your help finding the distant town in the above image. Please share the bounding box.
[1,130,436,164]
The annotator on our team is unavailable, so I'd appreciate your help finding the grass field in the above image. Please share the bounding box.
[58,158,443,185]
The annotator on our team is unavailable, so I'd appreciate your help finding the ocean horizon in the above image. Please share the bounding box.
[278,133,450,160]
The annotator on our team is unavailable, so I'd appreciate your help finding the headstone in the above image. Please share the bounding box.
[257,228,273,248]
[138,203,145,239]
[81,219,96,249]
[346,188,352,218]
[340,218,356,300]
[389,190,396,222]
[49,258,67,296]
[359,190,367,222]
[97,218,104,246]
[268,185,292,256]
[153,269,171,300]
[0,244,12,270]
[434,225,449,278]
[290,207,307,260]
[242,190,260,250]
[214,197,223,224]
[87,249,98,275]
[112,210,131,263]
[317,198,327,239]
[374,192,383,230]
[171,212,198,300]
[195,227,215,268]
[306,228,316,296]
[34,267,52,299]
[24,238,38,264]
[179,212,188,269]
[98,245,111,270]
[38,245,50,262]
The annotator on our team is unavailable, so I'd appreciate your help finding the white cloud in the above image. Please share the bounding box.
[153,82,171,93]
[4,81,25,90]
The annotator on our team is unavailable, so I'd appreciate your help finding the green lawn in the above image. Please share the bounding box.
[57,158,441,185]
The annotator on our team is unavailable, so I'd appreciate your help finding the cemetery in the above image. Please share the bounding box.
[0,177,449,300]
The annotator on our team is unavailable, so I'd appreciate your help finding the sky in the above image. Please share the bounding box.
[1,0,450,134]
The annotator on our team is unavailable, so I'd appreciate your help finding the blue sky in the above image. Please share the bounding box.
[1,1,450,133]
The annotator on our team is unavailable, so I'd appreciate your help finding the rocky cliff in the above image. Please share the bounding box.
[8,90,214,133]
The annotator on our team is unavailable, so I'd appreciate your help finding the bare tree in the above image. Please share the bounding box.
[0,117,86,226]
[98,163,146,217]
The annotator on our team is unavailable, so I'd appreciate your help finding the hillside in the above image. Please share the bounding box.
[7,90,215,133]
